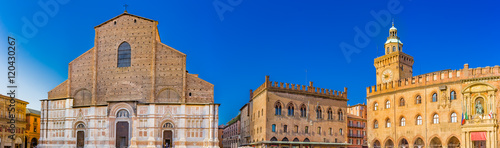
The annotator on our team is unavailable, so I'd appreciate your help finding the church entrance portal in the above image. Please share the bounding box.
[116,122,129,148]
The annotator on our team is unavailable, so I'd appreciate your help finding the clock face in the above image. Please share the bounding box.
[381,69,393,83]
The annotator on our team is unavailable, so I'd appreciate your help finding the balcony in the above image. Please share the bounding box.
[347,124,365,129]
[348,133,364,138]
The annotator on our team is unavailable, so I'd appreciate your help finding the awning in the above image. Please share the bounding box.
[471,132,487,141]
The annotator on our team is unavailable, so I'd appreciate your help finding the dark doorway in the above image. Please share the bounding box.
[30,138,38,148]
[116,122,129,148]
[77,131,84,148]
[163,130,173,148]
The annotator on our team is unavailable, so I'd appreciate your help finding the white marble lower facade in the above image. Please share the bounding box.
[38,99,220,148]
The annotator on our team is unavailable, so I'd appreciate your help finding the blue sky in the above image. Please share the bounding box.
[0,0,499,124]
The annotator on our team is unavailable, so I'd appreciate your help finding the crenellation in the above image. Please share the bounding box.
[367,65,500,96]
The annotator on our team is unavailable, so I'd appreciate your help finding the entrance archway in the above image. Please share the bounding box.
[413,138,424,148]
[430,137,442,148]
[447,136,460,148]
[162,122,174,148]
[30,138,37,148]
[116,121,129,148]
[76,123,86,148]
[385,139,394,148]
[373,140,381,148]
[399,138,409,148]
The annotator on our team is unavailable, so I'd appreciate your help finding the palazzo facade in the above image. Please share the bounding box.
[38,12,220,148]
[240,76,349,148]
[367,24,500,148]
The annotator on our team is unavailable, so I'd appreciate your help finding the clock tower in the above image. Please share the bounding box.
[374,23,414,84]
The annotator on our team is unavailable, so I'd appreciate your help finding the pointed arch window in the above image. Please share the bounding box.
[416,115,422,125]
[416,95,422,104]
[400,98,405,106]
[386,100,391,109]
[337,109,343,121]
[432,93,438,102]
[316,107,322,119]
[400,117,406,126]
[451,113,457,123]
[327,108,333,120]
[374,103,378,111]
[450,91,456,100]
[300,104,307,117]
[287,104,294,116]
[275,102,282,115]
[374,120,378,129]
[433,114,439,124]
[117,42,131,67]
[386,119,391,128]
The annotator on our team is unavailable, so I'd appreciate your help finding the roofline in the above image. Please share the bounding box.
[94,12,157,28]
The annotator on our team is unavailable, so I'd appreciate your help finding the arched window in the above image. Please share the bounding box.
[283,125,288,132]
[374,102,378,111]
[287,103,294,116]
[416,95,422,104]
[272,124,276,132]
[450,91,456,100]
[275,102,282,115]
[300,104,307,117]
[392,46,396,52]
[386,119,391,128]
[327,108,333,120]
[386,47,389,53]
[305,126,309,133]
[451,112,457,123]
[386,100,391,109]
[117,42,131,67]
[400,117,406,126]
[416,115,422,125]
[400,98,405,106]
[337,109,343,121]
[117,109,129,118]
[374,120,378,129]
[316,107,322,119]
[339,128,343,135]
[433,114,439,124]
[432,93,438,102]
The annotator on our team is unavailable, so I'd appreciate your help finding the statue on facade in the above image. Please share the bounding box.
[475,101,484,115]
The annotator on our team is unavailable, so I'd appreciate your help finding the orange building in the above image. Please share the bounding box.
[25,108,40,148]
[347,104,367,148]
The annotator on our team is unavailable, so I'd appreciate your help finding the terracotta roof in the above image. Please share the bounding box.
[27,108,41,115]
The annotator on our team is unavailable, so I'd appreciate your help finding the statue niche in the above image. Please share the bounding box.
[474,97,484,115]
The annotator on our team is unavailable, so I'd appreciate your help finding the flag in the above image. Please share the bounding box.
[489,110,493,119]
[461,113,465,125]
[465,111,468,120]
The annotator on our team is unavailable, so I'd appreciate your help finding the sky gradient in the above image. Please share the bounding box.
[0,0,499,125]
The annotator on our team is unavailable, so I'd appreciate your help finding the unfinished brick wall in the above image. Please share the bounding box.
[47,13,214,105]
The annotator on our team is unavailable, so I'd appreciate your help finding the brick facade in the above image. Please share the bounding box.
[39,12,220,148]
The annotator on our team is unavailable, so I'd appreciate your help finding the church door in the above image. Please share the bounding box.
[163,130,173,148]
[116,122,129,148]
[77,131,84,148]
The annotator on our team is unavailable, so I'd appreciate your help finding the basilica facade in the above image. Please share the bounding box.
[38,12,220,148]
[367,24,499,148]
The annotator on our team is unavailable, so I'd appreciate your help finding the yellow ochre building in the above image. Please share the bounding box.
[367,24,499,148]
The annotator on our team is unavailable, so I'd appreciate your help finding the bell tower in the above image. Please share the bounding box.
[374,22,414,84]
